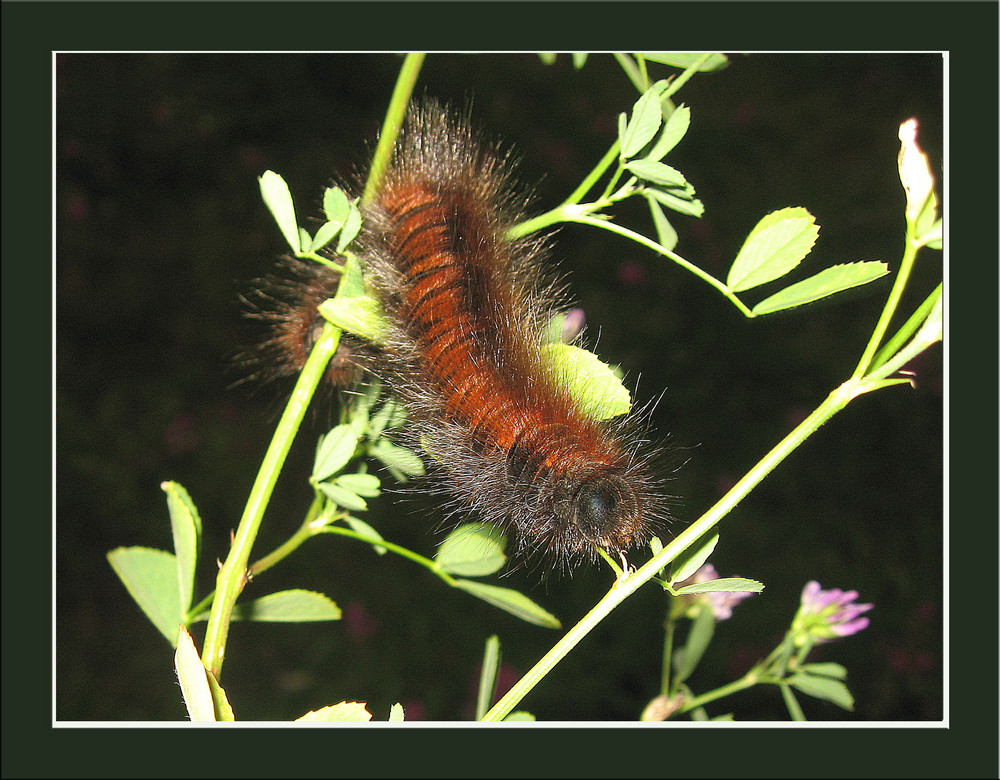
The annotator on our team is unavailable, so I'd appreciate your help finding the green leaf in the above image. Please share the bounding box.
[646,195,679,251]
[542,343,631,420]
[437,523,507,576]
[107,547,183,644]
[751,260,889,316]
[673,603,716,685]
[675,577,764,595]
[626,159,689,188]
[453,580,561,628]
[205,667,236,721]
[310,219,343,253]
[476,635,502,721]
[313,424,361,482]
[336,201,363,254]
[788,672,855,711]
[162,481,201,614]
[319,294,389,344]
[640,52,729,71]
[503,711,537,721]
[646,104,691,161]
[337,252,368,298]
[799,662,848,680]
[258,171,301,253]
[388,703,406,722]
[334,472,381,497]
[297,701,372,722]
[370,439,425,479]
[645,186,704,218]
[175,625,217,722]
[323,186,350,225]
[343,516,388,554]
[670,533,719,585]
[231,589,341,622]
[728,207,819,292]
[369,397,407,439]
[571,52,588,69]
[620,83,666,158]
[319,481,368,511]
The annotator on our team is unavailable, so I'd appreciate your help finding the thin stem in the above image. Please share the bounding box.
[851,234,921,380]
[569,213,755,318]
[363,52,425,204]
[186,494,332,622]
[679,668,761,713]
[483,380,859,721]
[201,323,341,679]
[870,282,942,371]
[319,525,459,587]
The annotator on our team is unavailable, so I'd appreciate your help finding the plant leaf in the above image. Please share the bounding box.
[670,533,719,585]
[799,662,848,680]
[728,207,819,292]
[107,547,183,644]
[323,185,350,226]
[297,701,372,722]
[370,439,425,479]
[751,260,889,315]
[343,516,388,554]
[231,589,342,622]
[640,52,729,71]
[620,83,666,158]
[437,523,508,576]
[626,159,689,188]
[319,482,368,511]
[476,635,502,721]
[336,201,363,253]
[453,580,561,628]
[675,577,764,595]
[313,424,361,482]
[319,294,389,344]
[162,481,201,614]
[788,672,855,711]
[388,703,406,721]
[646,195,679,251]
[258,171,301,253]
[646,104,691,161]
[646,185,704,218]
[542,343,631,420]
[673,603,716,685]
[310,219,342,253]
[175,625,217,722]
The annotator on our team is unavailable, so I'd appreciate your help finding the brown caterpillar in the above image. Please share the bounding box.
[245,100,665,569]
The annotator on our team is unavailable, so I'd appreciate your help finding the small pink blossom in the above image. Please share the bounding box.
[792,580,873,644]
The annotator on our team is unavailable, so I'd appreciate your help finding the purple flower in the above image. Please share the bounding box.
[792,581,873,644]
[677,563,754,621]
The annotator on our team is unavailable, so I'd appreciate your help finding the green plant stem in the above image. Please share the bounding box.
[320,525,459,587]
[870,282,942,371]
[363,53,425,204]
[482,378,863,721]
[201,323,341,679]
[569,213,756,317]
[187,494,331,621]
[661,614,676,696]
[680,669,761,713]
[852,228,922,380]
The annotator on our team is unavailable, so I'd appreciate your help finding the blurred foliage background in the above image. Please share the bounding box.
[56,52,942,722]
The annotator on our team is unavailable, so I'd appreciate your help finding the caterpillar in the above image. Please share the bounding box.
[249,99,664,569]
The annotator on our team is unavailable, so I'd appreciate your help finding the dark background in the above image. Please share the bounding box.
[54,51,946,726]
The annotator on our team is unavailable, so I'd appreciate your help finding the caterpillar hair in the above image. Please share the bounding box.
[355,100,665,569]
[236,255,371,395]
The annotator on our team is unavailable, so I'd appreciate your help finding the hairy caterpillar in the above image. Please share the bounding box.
[250,100,665,568]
